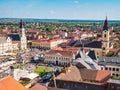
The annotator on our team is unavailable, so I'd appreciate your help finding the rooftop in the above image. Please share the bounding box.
[30,83,66,90]
[8,34,20,41]
[98,56,120,66]
[46,50,74,57]
[68,40,102,48]
[56,66,110,84]
[0,76,29,90]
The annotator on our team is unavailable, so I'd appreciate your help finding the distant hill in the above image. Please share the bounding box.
[0,18,120,23]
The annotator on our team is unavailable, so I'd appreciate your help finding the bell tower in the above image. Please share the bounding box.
[19,19,27,50]
[102,16,110,55]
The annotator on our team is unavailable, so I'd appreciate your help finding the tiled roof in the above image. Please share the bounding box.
[0,76,29,90]
[30,83,46,90]
[76,62,86,69]
[32,38,62,43]
[80,41,102,48]
[27,30,39,33]
[98,56,120,66]
[96,70,111,81]
[46,50,74,57]
[87,50,97,60]
[8,34,20,41]
[68,40,102,48]
[30,83,66,90]
[79,68,97,81]
[56,66,110,83]
[54,47,79,54]
[56,66,82,81]
[75,52,81,59]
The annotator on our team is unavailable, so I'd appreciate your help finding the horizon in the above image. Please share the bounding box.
[0,17,120,21]
[0,0,120,20]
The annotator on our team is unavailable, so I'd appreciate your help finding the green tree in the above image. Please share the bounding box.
[106,51,114,57]
[97,34,102,37]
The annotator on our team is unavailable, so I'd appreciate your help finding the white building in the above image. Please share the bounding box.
[0,37,13,55]
[0,20,27,56]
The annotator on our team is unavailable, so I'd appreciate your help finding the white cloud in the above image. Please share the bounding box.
[74,0,79,4]
[49,10,56,15]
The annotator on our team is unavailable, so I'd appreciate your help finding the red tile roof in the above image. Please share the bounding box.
[30,83,66,90]
[56,66,110,84]
[27,30,39,33]
[56,66,82,81]
[96,70,111,81]
[30,83,46,90]
[32,38,62,43]
[53,47,79,54]
[0,76,29,90]
[46,50,74,57]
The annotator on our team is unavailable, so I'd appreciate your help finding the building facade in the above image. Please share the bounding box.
[44,47,79,66]
[0,20,27,55]
[50,66,111,90]
[98,57,120,77]
[32,38,64,49]
[0,37,13,55]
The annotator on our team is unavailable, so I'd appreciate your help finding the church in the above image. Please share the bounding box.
[0,20,27,55]
[9,19,27,51]
[68,17,111,56]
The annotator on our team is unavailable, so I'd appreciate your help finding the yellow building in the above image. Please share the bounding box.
[32,38,64,49]
[44,47,80,66]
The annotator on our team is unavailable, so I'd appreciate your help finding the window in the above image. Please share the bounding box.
[105,67,108,70]
[113,68,115,71]
[112,73,115,76]
[103,47,105,50]
[104,34,106,38]
[116,68,119,72]
[116,74,119,77]
[109,67,111,71]
[101,67,103,70]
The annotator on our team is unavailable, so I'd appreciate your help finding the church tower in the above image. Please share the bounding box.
[102,16,110,55]
[19,19,27,50]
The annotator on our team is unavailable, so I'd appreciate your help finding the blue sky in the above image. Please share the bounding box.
[0,0,120,20]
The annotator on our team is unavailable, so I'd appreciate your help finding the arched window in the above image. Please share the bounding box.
[104,34,106,38]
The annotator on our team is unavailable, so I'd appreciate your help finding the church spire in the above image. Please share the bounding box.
[19,19,24,28]
[103,16,108,31]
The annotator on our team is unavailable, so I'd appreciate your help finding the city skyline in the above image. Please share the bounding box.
[0,0,120,20]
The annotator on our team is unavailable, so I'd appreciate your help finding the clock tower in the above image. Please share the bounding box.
[102,16,110,55]
[19,19,27,50]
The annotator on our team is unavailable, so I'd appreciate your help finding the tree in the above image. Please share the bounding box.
[97,33,102,37]
[106,51,114,57]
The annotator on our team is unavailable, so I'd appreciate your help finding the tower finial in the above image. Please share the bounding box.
[103,16,108,31]
[19,19,24,28]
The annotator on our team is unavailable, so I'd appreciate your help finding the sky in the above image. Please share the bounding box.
[0,0,120,20]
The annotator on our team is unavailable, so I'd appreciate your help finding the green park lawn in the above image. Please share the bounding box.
[34,67,52,77]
